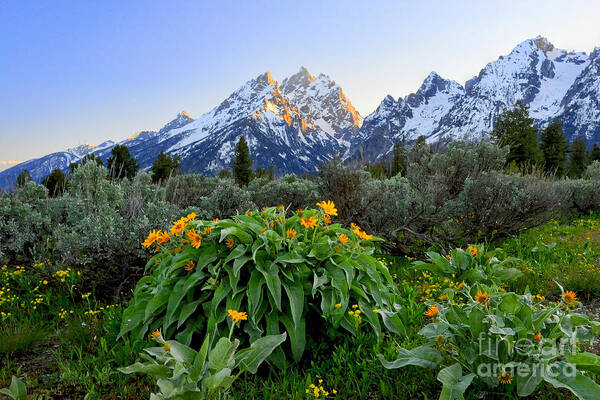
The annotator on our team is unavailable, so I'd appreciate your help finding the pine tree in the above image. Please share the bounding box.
[391,140,407,176]
[539,120,568,176]
[151,151,181,183]
[16,169,32,187]
[69,153,104,174]
[591,143,600,162]
[218,169,232,179]
[410,135,430,164]
[232,136,253,186]
[107,145,139,180]
[490,102,540,168]
[568,139,591,178]
[42,168,67,197]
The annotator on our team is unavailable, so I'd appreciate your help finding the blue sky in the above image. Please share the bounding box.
[1,0,600,168]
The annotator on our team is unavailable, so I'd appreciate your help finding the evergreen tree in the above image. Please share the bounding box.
[232,136,253,186]
[368,163,387,179]
[255,167,267,179]
[266,165,275,180]
[151,151,180,183]
[69,153,104,174]
[539,120,568,176]
[391,140,407,176]
[16,169,32,187]
[410,135,430,164]
[42,168,67,197]
[568,139,591,178]
[591,143,600,162]
[218,169,232,179]
[490,101,540,168]
[107,145,139,180]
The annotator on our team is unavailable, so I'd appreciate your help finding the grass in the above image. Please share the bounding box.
[2,213,599,399]
[498,212,600,299]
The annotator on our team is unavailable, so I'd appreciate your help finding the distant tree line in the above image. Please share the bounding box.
[362,101,600,180]
[17,109,600,198]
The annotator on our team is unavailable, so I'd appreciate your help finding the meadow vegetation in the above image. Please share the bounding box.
[1,138,600,399]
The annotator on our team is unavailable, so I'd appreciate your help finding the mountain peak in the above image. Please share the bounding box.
[256,71,276,86]
[533,36,555,52]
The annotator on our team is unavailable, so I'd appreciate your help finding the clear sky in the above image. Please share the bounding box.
[1,0,600,169]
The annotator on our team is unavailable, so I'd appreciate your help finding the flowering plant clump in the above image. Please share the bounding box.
[119,326,286,400]
[379,282,600,399]
[120,203,405,364]
[412,244,522,286]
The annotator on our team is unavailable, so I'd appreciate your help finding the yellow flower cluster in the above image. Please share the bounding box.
[350,223,373,240]
[347,304,362,322]
[227,309,248,323]
[306,379,337,397]
[54,268,79,283]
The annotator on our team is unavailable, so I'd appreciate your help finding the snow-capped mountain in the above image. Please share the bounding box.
[557,47,600,143]
[2,36,600,190]
[280,66,362,143]
[430,37,589,142]
[352,36,600,163]
[349,72,464,162]
[0,68,358,190]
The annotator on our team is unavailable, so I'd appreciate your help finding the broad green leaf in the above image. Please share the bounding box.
[189,334,210,382]
[437,363,475,400]
[260,262,282,311]
[499,293,521,314]
[144,287,171,321]
[177,299,203,329]
[220,226,253,244]
[544,363,600,400]
[248,270,265,319]
[223,245,247,265]
[283,279,304,327]
[165,340,196,364]
[377,345,442,370]
[515,363,545,397]
[566,353,600,375]
[236,333,287,373]
[118,362,171,379]
[280,312,306,362]
[208,337,239,371]
[202,368,235,391]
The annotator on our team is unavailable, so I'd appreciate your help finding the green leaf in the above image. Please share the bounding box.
[283,279,304,328]
[275,252,306,264]
[223,245,247,265]
[544,362,600,400]
[232,256,251,278]
[118,362,171,379]
[248,270,265,320]
[377,345,442,370]
[144,286,171,321]
[208,337,239,371]
[437,363,475,400]
[280,312,306,362]
[236,333,287,373]
[177,299,203,329]
[0,376,28,400]
[220,226,253,244]
[380,309,408,338]
[566,353,600,375]
[498,293,521,314]
[189,334,210,382]
[202,368,235,391]
[515,363,545,397]
[165,340,197,364]
[468,307,484,338]
[259,262,282,311]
